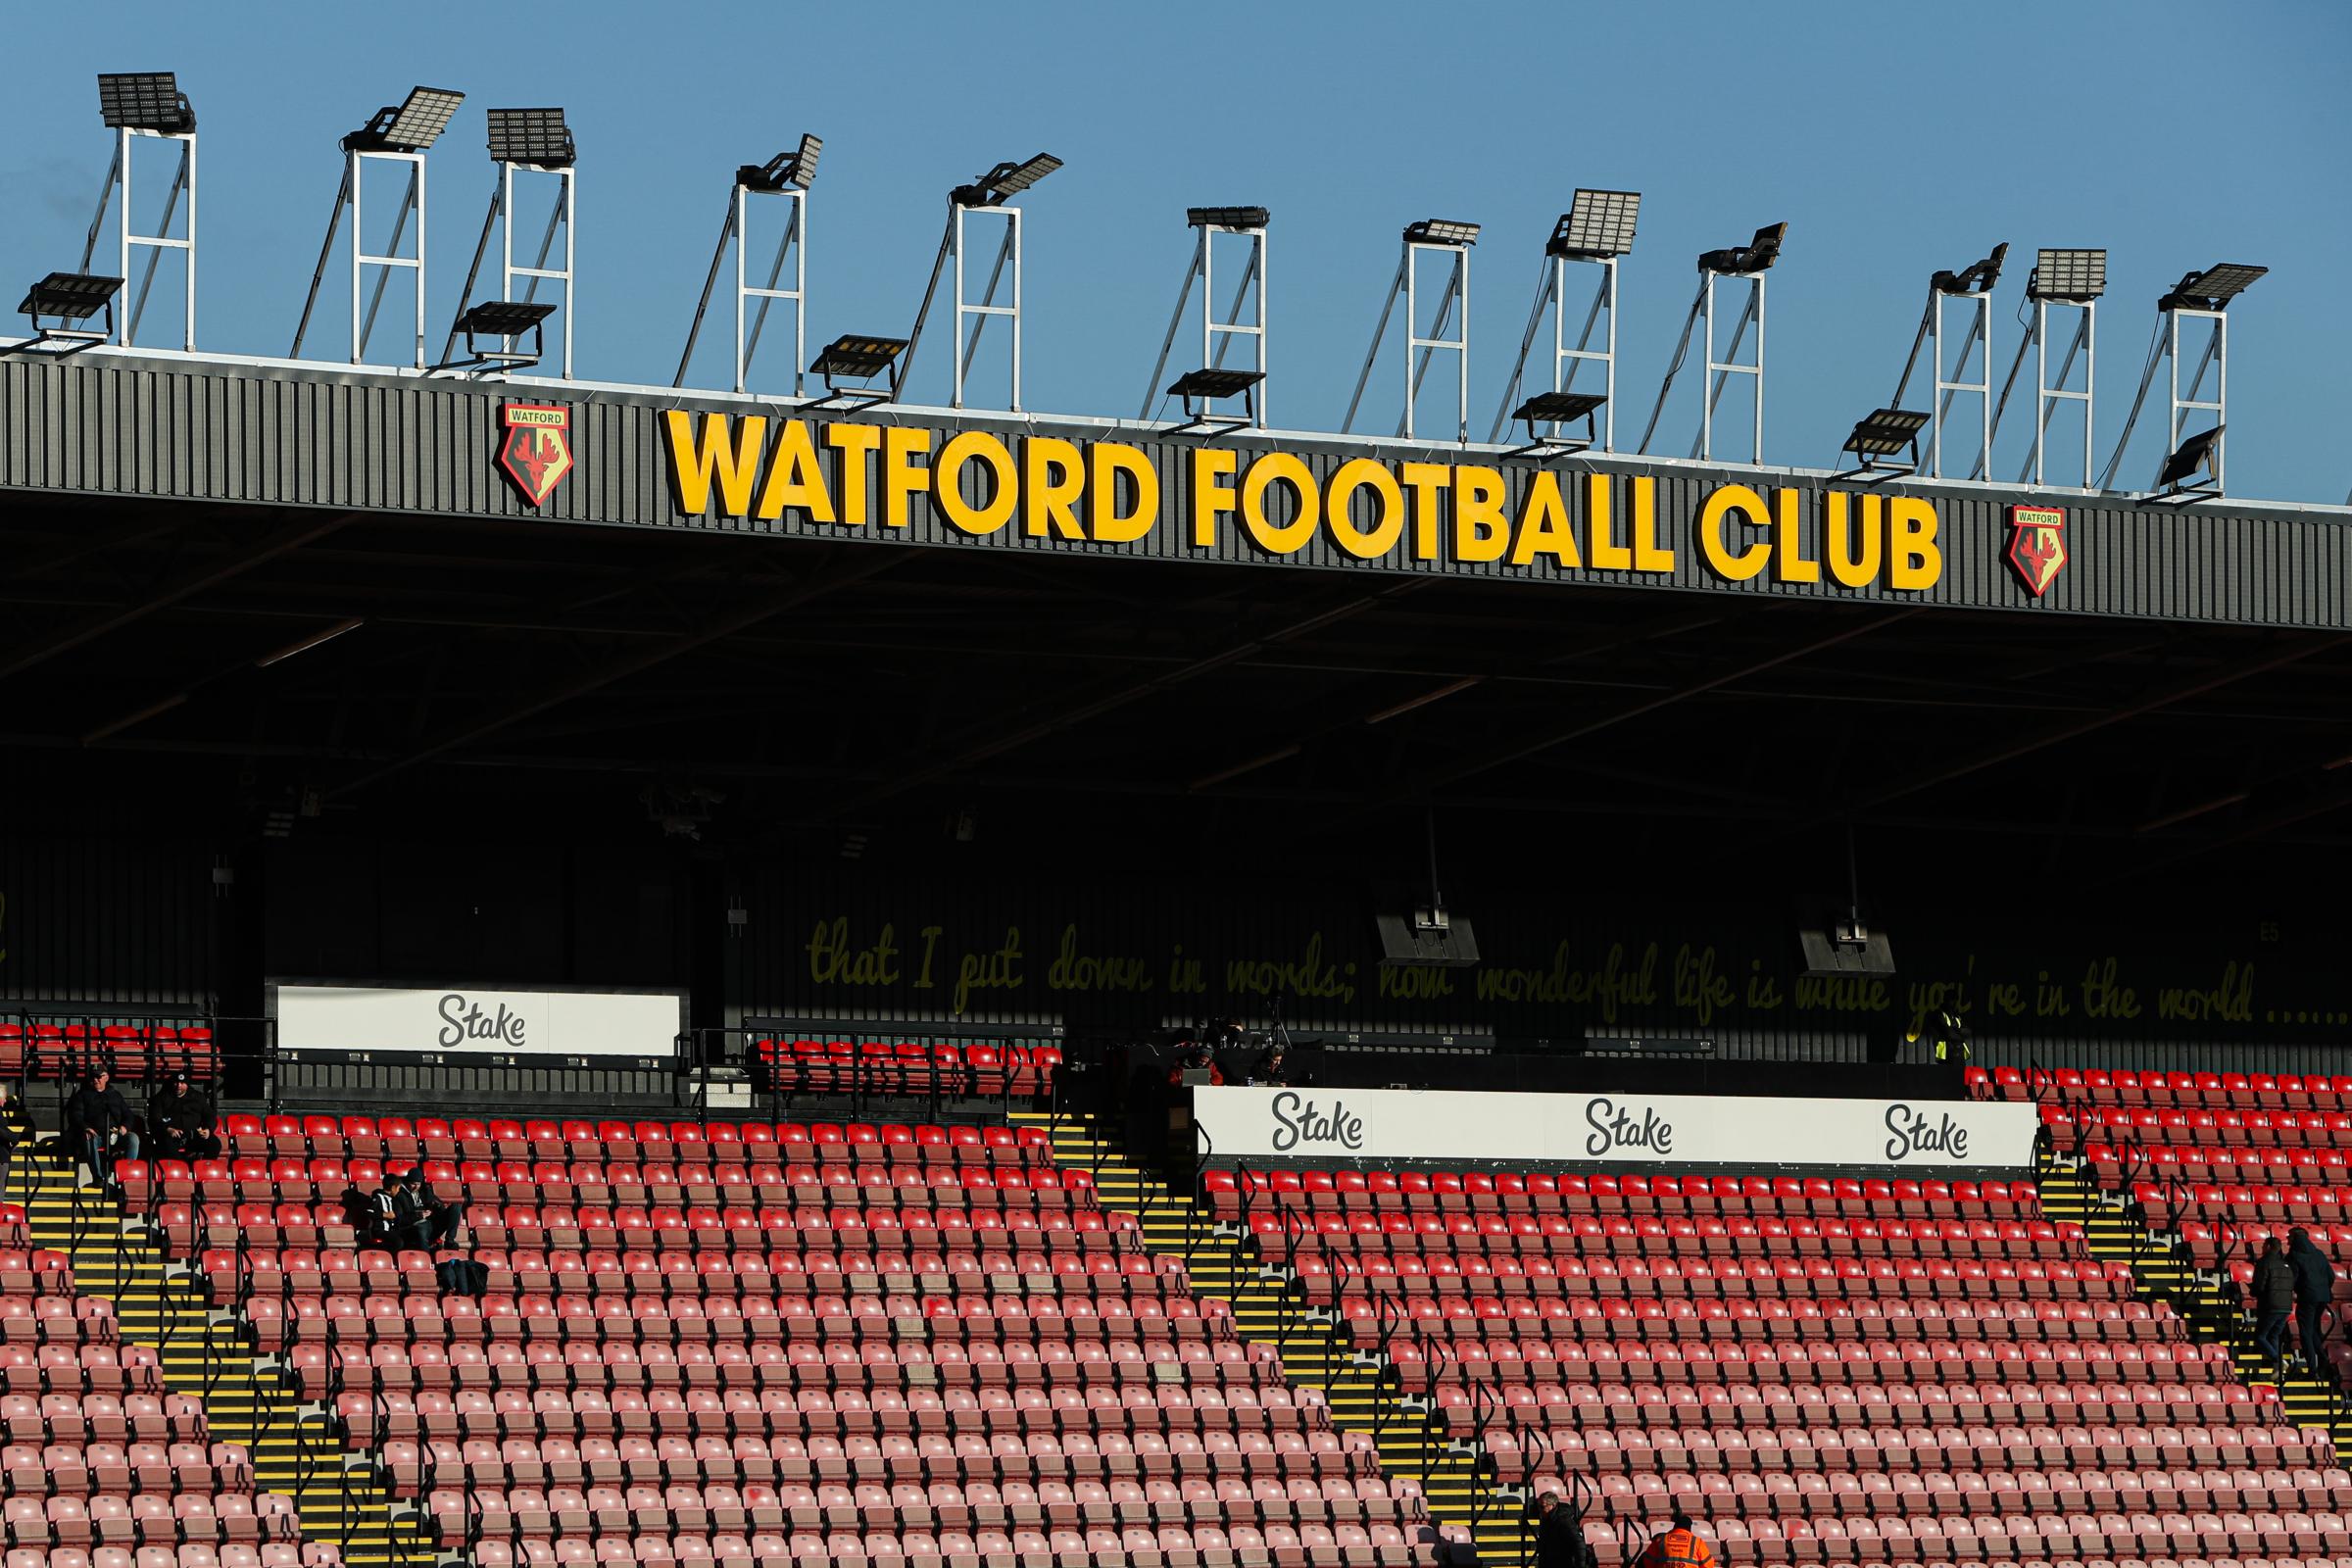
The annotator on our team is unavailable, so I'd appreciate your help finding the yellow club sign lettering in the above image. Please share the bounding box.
[660,411,1945,594]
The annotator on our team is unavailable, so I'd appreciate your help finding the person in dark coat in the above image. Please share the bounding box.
[0,1083,33,1197]
[65,1070,139,1186]
[2252,1236,2296,1372]
[400,1170,465,1250]
[1530,1491,1595,1568]
[145,1070,219,1161]
[1248,1044,1293,1087]
[2287,1227,2336,1374]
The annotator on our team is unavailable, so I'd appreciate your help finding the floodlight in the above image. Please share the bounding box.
[1404,220,1480,247]
[486,108,575,169]
[2027,249,2106,303]
[1514,390,1606,425]
[1510,391,1606,452]
[1932,242,2008,296]
[2159,264,2268,313]
[1187,206,1269,230]
[2156,425,2224,490]
[1548,190,1641,259]
[1168,368,1263,402]
[345,86,466,153]
[19,272,123,323]
[741,133,822,193]
[1698,223,1786,275]
[811,333,907,385]
[1842,406,1930,465]
[953,154,1061,207]
[97,73,195,133]
[458,300,556,338]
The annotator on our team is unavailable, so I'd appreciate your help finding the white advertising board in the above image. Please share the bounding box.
[1191,1084,2039,1171]
[273,983,684,1060]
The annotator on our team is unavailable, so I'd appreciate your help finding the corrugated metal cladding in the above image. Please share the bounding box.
[0,835,217,1009]
[2,354,2345,630]
[733,868,2349,1065]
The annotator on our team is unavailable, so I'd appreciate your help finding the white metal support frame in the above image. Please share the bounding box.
[676,181,808,395]
[81,124,197,351]
[291,148,430,368]
[905,203,1028,411]
[1346,231,1473,443]
[1141,215,1268,425]
[1492,254,1617,448]
[2100,300,2232,495]
[1891,284,1995,480]
[1986,295,2096,487]
[1697,271,1764,464]
[444,161,577,377]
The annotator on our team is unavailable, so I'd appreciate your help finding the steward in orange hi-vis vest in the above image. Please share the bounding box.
[1637,1514,1719,1568]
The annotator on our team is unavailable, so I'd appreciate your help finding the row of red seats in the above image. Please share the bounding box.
[2,1547,330,1568]
[0,1348,163,1397]
[1297,1255,2132,1302]
[219,1117,1054,1165]
[2082,1148,2352,1184]
[0,1026,217,1086]
[155,1202,1136,1258]
[1473,1379,2272,1428]
[205,1247,1183,1304]
[125,1161,1098,1212]
[2043,1105,2352,1147]
[1574,1463,2352,1513]
[0,1444,251,1497]
[1208,1168,2036,1212]
[402,1474,1423,1527]
[1384,1336,2240,1389]
[460,1523,1446,1568]
[0,1398,207,1447]
[1975,1065,2352,1105]
[1517,1421,2336,1476]
[750,1042,1059,1099]
[283,1338,1286,1402]
[347,1415,1370,1467]
[0,1492,295,1547]
[1245,1211,2081,1260]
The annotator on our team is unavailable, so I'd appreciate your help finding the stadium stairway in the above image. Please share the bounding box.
[2035,1143,2352,1465]
[6,1155,433,1568]
[1010,1112,1519,1566]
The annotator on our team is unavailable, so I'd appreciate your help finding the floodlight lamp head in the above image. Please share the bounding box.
[486,108,574,170]
[1932,241,2008,296]
[1403,220,1480,247]
[810,333,907,390]
[1698,222,1786,276]
[2156,424,2225,491]
[953,153,1061,207]
[2158,263,2268,314]
[343,85,466,153]
[741,134,822,193]
[97,72,195,133]
[19,271,123,323]
[1187,206,1270,230]
[1548,189,1641,258]
[1843,406,1930,463]
[2027,248,2106,303]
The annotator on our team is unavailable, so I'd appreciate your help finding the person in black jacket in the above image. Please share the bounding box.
[2253,1236,2296,1373]
[1530,1491,1596,1568]
[65,1070,139,1186]
[399,1170,465,1250]
[145,1070,219,1160]
[0,1083,33,1198]
[2287,1228,2337,1375]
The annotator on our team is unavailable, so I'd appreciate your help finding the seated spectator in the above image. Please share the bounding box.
[1248,1043,1293,1087]
[399,1169,466,1251]
[146,1069,220,1160]
[64,1069,139,1188]
[1166,1038,1224,1088]
[359,1176,403,1249]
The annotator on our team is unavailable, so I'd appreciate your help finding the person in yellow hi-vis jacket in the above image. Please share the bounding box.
[1637,1511,1719,1568]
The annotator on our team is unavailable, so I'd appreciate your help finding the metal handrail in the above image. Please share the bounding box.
[1323,1239,1357,1386]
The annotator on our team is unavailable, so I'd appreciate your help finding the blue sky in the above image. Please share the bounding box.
[2,1,2346,504]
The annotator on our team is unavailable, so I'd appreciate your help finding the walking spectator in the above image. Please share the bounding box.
[64,1069,139,1188]
[1530,1490,1597,1568]
[145,1069,219,1160]
[0,1083,32,1198]
[2288,1227,2336,1375]
[1637,1510,1719,1568]
[400,1169,466,1250]
[2253,1236,2296,1373]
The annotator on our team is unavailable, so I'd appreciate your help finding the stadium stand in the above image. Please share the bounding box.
[87,1112,1456,1568]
